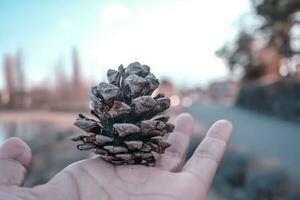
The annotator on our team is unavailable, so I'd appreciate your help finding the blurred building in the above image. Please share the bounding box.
[156,79,181,108]
[27,87,51,109]
[179,87,207,109]
[208,80,240,105]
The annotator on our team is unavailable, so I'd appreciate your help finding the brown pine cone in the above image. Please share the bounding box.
[71,62,174,166]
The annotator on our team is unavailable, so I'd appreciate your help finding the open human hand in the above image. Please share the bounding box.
[0,113,232,200]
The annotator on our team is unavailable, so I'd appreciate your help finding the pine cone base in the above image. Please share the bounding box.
[71,62,174,166]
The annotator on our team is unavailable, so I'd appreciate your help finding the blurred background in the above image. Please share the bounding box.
[0,0,300,199]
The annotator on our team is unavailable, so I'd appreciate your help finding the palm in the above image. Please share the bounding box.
[0,114,232,200]
[54,159,199,200]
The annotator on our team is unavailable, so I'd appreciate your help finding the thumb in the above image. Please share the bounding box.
[0,137,32,186]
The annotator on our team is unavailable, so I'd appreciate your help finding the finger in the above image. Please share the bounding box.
[0,137,32,186]
[183,120,233,192]
[0,159,28,186]
[158,113,194,171]
[0,137,32,168]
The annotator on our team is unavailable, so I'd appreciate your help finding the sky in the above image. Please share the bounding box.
[0,0,252,90]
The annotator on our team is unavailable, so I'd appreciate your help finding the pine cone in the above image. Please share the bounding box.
[71,62,174,166]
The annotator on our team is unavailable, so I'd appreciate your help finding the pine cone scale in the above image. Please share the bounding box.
[95,135,113,145]
[113,123,141,137]
[124,140,143,150]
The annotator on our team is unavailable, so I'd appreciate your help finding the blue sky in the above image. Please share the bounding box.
[0,0,251,89]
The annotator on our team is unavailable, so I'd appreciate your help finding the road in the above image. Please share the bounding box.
[186,103,300,179]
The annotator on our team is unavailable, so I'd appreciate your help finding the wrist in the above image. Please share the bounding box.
[0,185,38,200]
[0,171,78,200]
[32,172,79,200]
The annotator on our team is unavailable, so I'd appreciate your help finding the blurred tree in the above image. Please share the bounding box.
[4,55,17,94]
[15,49,26,92]
[72,47,82,88]
[3,51,27,108]
[216,32,265,81]
[217,0,300,81]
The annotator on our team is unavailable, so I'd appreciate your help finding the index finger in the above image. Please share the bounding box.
[182,120,233,191]
[158,113,194,171]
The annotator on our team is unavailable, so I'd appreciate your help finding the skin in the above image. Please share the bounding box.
[0,113,232,200]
